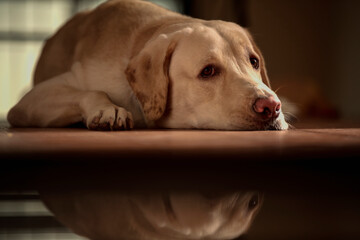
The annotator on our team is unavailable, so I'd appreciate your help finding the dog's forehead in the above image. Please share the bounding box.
[213,22,255,55]
[181,25,224,48]
[178,22,253,60]
[172,26,223,65]
[205,21,251,46]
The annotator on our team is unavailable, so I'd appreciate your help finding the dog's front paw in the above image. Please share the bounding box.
[86,106,134,131]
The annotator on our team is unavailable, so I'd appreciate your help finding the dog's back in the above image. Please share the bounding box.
[34,0,179,85]
[34,12,87,84]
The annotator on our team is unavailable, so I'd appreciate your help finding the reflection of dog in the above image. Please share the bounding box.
[41,191,262,240]
[8,0,288,131]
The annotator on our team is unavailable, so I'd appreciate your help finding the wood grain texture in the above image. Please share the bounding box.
[1,125,360,239]
[1,128,359,157]
[1,125,360,192]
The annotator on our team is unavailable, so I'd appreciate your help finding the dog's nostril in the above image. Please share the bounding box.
[253,97,281,119]
[275,103,281,112]
[263,107,271,115]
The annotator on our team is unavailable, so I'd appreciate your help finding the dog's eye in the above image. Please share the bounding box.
[250,56,259,70]
[248,193,259,210]
[199,65,216,78]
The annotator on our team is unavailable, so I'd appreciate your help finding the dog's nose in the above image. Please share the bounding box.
[253,96,281,119]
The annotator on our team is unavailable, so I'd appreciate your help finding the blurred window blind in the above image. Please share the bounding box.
[0,0,103,119]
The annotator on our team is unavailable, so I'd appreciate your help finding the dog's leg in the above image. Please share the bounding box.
[7,72,134,130]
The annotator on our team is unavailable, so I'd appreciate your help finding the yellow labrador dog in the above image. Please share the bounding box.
[7,0,288,130]
[41,191,262,240]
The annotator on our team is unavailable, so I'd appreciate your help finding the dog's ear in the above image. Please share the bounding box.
[125,34,177,122]
[245,30,271,88]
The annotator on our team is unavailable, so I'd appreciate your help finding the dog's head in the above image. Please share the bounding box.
[132,191,262,239]
[126,20,288,130]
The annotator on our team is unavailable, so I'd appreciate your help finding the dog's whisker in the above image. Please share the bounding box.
[283,111,299,125]
[287,123,296,129]
[284,111,298,119]
[274,85,285,94]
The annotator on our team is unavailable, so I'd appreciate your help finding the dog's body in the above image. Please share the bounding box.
[41,191,262,240]
[8,0,288,130]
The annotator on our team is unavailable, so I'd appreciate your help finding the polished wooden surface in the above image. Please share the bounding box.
[1,128,360,156]
[1,122,360,240]
[1,121,360,191]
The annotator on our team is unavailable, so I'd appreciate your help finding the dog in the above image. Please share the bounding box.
[40,190,262,240]
[7,0,288,130]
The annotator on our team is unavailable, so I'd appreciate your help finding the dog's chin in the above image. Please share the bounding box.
[250,118,289,131]
[156,113,289,131]
[229,117,288,131]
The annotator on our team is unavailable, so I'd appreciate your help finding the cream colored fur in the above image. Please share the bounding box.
[7,0,288,130]
[41,191,262,240]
